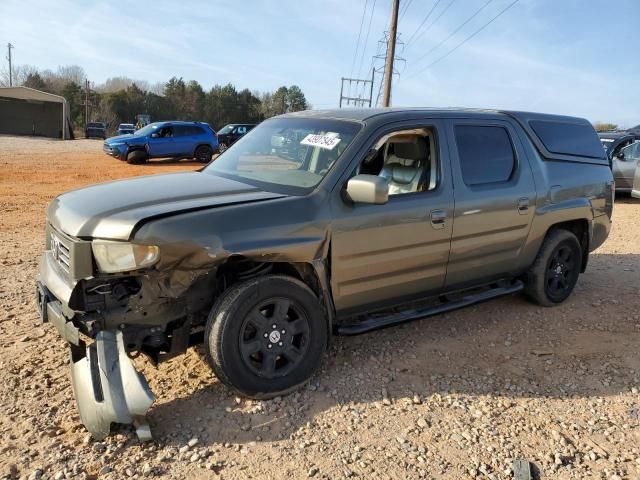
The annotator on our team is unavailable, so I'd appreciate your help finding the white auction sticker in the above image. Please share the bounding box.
[300,133,341,150]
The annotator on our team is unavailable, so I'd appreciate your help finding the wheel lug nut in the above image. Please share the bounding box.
[264,333,268,338]
[278,342,283,346]
[281,330,286,334]
[272,324,277,329]
[268,344,272,349]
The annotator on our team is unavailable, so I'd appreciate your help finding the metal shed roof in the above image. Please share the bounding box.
[0,86,66,103]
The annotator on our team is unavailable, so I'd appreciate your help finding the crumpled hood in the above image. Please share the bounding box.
[48,172,286,240]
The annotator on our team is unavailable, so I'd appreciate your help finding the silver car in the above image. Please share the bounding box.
[613,141,640,194]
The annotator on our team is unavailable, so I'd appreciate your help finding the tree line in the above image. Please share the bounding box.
[1,64,309,131]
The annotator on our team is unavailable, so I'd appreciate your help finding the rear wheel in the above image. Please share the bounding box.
[126,150,148,164]
[205,275,328,398]
[524,229,582,306]
[195,145,213,163]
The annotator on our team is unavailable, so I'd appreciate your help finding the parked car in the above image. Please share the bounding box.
[599,131,639,158]
[614,140,640,194]
[36,108,613,440]
[216,123,256,152]
[598,132,640,192]
[103,121,218,164]
[117,123,136,135]
[85,122,107,140]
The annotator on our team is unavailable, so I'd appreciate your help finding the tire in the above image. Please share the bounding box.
[524,229,583,306]
[194,145,213,163]
[218,142,228,153]
[126,150,148,164]
[205,275,328,398]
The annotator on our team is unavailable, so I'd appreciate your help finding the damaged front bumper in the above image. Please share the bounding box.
[70,330,155,441]
[36,249,156,440]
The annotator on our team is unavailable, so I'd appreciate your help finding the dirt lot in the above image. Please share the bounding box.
[0,136,639,480]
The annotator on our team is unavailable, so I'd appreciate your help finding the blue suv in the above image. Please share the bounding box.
[103,121,218,164]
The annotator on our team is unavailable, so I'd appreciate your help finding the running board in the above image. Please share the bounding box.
[335,280,524,336]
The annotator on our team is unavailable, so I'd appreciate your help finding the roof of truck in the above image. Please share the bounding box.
[280,107,588,124]
[281,107,607,165]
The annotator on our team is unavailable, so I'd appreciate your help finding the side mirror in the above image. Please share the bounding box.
[616,151,625,160]
[345,174,389,205]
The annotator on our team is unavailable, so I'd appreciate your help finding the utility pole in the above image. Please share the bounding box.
[6,43,14,87]
[85,79,90,126]
[81,79,93,126]
[382,0,399,107]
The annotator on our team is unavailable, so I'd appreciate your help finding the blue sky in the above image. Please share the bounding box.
[1,0,638,126]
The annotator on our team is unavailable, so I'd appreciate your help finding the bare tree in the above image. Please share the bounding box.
[97,76,150,93]
[0,64,39,87]
[56,65,86,85]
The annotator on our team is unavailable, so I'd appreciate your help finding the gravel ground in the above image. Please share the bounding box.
[1,136,639,480]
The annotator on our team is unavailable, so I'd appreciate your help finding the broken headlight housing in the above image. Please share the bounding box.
[92,241,159,273]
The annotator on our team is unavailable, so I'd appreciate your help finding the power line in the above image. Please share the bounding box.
[357,0,378,78]
[408,0,521,78]
[407,0,457,49]
[410,0,494,68]
[405,0,441,46]
[350,0,369,78]
[399,0,414,22]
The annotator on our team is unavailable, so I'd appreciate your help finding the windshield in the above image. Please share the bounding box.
[218,125,235,134]
[204,118,361,193]
[135,123,161,136]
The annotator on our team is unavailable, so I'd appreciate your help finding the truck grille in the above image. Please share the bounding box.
[50,230,72,273]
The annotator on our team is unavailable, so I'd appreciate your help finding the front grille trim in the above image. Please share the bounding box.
[50,228,74,275]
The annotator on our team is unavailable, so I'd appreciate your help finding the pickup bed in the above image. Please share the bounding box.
[36,108,613,439]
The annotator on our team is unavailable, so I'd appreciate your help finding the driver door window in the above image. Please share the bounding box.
[622,142,640,160]
[357,129,438,196]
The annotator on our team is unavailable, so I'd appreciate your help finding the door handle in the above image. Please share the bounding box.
[430,209,447,229]
[517,197,530,215]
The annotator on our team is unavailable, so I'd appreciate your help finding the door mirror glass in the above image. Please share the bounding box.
[346,174,389,204]
[617,151,625,160]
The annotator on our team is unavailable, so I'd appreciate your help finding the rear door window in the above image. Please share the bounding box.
[173,126,189,137]
[454,125,515,185]
[186,126,204,135]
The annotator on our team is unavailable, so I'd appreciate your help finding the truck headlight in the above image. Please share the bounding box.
[92,241,159,273]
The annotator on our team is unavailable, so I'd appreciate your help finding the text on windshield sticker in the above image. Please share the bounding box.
[300,134,341,150]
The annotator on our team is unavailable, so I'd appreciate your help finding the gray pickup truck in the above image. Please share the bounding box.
[36,108,613,439]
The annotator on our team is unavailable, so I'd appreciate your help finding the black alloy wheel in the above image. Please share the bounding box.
[238,297,311,379]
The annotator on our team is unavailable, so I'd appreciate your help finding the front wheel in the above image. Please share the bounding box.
[126,150,148,164]
[205,275,328,398]
[524,229,582,306]
[195,145,213,163]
